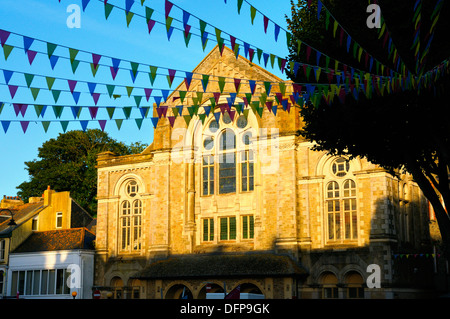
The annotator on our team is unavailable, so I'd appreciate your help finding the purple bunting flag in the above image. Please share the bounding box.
[0,30,10,47]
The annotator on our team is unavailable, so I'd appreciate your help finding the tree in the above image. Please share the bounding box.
[17,129,148,216]
[286,0,450,255]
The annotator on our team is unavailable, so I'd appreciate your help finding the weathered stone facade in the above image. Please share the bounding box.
[94,46,435,299]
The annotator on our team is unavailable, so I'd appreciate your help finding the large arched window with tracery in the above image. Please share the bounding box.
[119,179,142,252]
[201,111,254,196]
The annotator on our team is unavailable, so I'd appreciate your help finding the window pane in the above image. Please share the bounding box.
[219,130,236,151]
[219,153,236,194]
[210,219,214,241]
[64,269,70,294]
[344,199,350,211]
[18,271,25,295]
[11,271,18,296]
[328,214,334,240]
[345,211,351,239]
[243,216,248,239]
[33,270,40,295]
[26,271,32,295]
[230,217,236,240]
[56,269,64,294]
[335,213,341,240]
[220,218,227,240]
[48,270,55,294]
[41,270,48,295]
[250,216,254,238]
[203,219,208,242]
[203,181,208,196]
[353,212,358,239]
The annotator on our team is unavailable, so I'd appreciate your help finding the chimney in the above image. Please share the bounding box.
[43,185,54,206]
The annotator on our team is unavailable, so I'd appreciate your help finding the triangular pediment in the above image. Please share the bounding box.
[161,45,284,109]
[143,45,296,153]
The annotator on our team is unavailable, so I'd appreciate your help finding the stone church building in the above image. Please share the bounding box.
[93,46,436,299]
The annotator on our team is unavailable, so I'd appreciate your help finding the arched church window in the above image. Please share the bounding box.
[325,180,358,242]
[219,129,236,194]
[119,179,142,252]
[201,111,255,197]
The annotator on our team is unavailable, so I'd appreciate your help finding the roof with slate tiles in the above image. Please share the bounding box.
[12,227,95,253]
[132,253,308,280]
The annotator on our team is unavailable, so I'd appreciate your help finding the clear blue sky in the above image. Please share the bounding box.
[0,0,291,197]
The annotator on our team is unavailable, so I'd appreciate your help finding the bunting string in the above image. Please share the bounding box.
[1,1,449,134]
[223,0,406,78]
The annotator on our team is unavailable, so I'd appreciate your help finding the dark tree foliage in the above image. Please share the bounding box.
[286,0,450,255]
[17,129,147,216]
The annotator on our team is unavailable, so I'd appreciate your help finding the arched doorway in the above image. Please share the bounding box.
[345,271,364,298]
[110,277,124,299]
[240,283,263,294]
[128,279,142,299]
[165,284,193,299]
[197,283,224,299]
[320,272,338,299]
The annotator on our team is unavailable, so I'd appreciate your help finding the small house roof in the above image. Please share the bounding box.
[12,227,95,253]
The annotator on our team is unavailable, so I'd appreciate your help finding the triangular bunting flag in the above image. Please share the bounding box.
[98,120,107,131]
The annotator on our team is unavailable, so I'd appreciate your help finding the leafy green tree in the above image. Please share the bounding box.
[286,0,450,255]
[17,129,147,216]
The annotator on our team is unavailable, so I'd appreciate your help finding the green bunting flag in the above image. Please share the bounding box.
[126,11,134,27]
[115,118,123,130]
[3,45,13,60]
[47,42,57,58]
[30,87,40,101]
[183,114,191,126]
[105,2,114,19]
[107,107,115,119]
[149,66,158,85]
[123,107,132,119]
[46,77,55,90]
[237,0,243,14]
[126,86,134,97]
[135,118,143,129]
[218,76,226,93]
[250,6,256,24]
[71,60,80,74]
[52,105,63,118]
[51,90,61,103]
[107,84,115,98]
[24,73,34,88]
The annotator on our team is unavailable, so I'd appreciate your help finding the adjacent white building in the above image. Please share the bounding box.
[7,228,95,299]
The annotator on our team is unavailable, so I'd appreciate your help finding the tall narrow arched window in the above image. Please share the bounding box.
[326,179,358,242]
[132,199,142,250]
[119,179,143,252]
[120,201,131,251]
[326,181,341,241]
[240,128,254,192]
[219,129,236,194]
[343,180,357,240]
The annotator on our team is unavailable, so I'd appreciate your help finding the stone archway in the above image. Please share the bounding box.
[110,276,124,299]
[240,282,263,294]
[197,282,225,299]
[165,284,194,299]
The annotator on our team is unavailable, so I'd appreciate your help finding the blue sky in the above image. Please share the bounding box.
[0,0,291,197]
